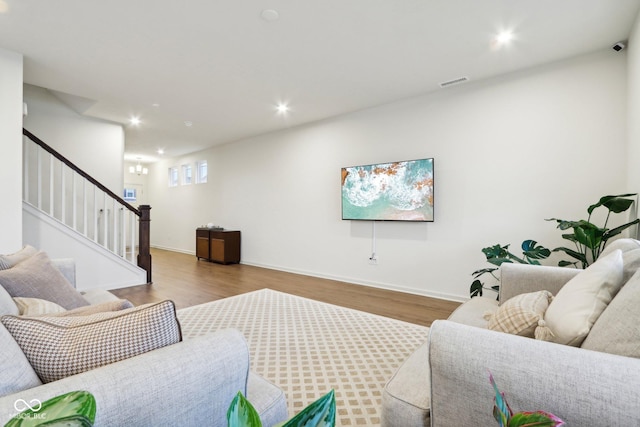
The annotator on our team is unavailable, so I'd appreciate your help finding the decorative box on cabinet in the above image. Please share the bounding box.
[195,228,241,264]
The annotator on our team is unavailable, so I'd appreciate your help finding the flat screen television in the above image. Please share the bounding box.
[341,158,434,222]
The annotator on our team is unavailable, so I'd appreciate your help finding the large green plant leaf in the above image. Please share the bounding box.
[573,224,605,250]
[5,391,96,427]
[521,240,551,263]
[472,267,498,278]
[545,218,575,230]
[470,279,484,298]
[280,390,335,427]
[603,219,640,240]
[587,193,637,215]
[482,244,511,261]
[227,392,262,427]
[552,246,587,266]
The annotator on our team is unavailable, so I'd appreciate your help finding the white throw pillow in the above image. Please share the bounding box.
[14,297,67,316]
[539,249,624,346]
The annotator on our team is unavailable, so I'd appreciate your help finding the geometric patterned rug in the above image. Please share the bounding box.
[177,289,430,426]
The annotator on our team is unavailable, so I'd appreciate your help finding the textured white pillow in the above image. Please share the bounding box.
[540,249,624,346]
[14,297,66,316]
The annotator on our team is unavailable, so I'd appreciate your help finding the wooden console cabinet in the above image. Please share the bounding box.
[196,228,241,264]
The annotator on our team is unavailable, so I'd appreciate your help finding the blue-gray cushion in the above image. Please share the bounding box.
[0,251,88,310]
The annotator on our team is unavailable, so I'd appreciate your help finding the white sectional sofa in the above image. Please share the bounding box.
[0,253,287,426]
[382,238,640,426]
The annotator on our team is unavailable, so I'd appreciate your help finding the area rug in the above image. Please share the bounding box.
[177,288,430,426]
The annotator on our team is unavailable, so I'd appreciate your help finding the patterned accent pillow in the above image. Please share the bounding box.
[0,251,89,309]
[486,290,553,337]
[1,300,182,383]
[0,245,38,270]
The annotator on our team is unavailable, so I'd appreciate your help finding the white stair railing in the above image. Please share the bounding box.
[22,129,151,281]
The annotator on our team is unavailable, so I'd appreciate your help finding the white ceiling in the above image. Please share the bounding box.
[1,0,639,162]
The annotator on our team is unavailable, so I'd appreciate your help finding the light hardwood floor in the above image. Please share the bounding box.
[111,248,460,327]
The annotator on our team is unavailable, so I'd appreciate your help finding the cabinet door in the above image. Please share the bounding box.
[196,237,209,259]
[210,238,225,262]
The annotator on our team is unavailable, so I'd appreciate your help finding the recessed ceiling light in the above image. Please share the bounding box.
[276,103,289,114]
[496,31,513,44]
[157,149,164,155]
[261,9,279,22]
[129,116,141,126]
[184,121,193,127]
[491,30,515,50]
[152,103,160,108]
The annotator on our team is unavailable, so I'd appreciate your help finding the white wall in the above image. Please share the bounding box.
[23,84,124,194]
[0,48,23,253]
[628,10,640,195]
[149,50,628,301]
[23,204,147,290]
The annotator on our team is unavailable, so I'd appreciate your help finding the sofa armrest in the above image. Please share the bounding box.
[428,320,640,427]
[0,329,252,426]
[499,263,580,302]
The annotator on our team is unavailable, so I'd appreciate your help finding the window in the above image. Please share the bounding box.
[196,160,208,184]
[123,188,137,202]
[182,164,192,185]
[168,167,178,187]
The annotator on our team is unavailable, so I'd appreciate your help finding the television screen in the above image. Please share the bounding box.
[341,158,434,222]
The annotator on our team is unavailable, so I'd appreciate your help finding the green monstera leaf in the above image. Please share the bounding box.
[521,240,551,264]
[5,390,96,427]
[471,240,551,298]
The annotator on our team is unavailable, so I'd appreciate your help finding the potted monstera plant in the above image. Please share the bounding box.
[546,193,639,269]
[470,193,639,298]
[470,240,551,298]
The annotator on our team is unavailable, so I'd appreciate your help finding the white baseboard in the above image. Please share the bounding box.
[150,244,195,256]
[149,246,467,302]
[241,260,467,303]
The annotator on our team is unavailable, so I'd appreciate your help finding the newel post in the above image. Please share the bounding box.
[137,205,152,283]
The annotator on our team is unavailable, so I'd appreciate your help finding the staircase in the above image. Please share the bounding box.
[22,129,151,290]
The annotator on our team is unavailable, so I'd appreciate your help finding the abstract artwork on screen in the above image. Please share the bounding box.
[341,158,434,222]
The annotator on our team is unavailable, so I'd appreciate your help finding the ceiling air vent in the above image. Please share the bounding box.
[439,76,469,88]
